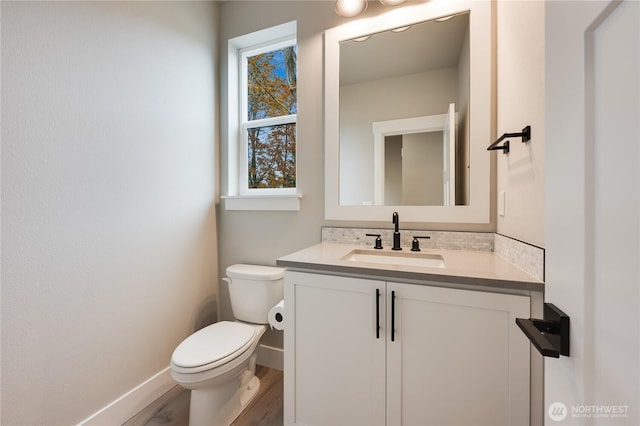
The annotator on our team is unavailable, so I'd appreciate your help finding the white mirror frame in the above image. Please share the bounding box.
[325,0,494,223]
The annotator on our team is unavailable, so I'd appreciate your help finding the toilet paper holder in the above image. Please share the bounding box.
[268,300,285,330]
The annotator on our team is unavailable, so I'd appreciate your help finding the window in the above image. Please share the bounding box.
[225,21,300,211]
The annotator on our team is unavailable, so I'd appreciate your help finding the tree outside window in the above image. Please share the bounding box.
[245,44,297,190]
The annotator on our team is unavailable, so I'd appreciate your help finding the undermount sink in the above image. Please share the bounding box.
[341,249,446,268]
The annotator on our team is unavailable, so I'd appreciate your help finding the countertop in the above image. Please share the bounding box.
[276,242,544,292]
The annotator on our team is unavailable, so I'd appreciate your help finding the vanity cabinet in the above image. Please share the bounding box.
[284,271,531,426]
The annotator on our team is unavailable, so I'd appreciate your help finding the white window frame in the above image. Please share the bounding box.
[224,21,301,211]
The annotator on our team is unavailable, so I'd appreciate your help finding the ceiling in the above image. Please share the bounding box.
[339,13,469,86]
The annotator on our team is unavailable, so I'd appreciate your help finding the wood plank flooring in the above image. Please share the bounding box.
[123,366,283,426]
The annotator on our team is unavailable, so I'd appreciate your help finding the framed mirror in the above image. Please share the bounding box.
[325,0,494,223]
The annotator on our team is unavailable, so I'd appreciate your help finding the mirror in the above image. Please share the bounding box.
[325,0,494,223]
[372,104,458,206]
[340,15,469,207]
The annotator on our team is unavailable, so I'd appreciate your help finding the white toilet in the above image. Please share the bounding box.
[170,264,284,426]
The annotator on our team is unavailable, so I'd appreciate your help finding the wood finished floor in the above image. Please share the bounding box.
[123,366,283,426]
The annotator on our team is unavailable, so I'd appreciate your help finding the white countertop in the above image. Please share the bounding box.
[276,242,544,291]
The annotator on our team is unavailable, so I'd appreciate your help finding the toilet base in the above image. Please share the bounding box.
[188,369,260,426]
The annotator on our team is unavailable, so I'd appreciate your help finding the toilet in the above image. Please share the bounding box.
[170,264,284,426]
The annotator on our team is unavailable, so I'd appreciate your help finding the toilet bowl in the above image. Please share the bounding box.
[170,264,284,426]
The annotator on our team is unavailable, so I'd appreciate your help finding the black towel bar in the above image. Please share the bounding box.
[487,125,531,154]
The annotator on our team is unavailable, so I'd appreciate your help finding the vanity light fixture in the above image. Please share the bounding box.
[335,0,407,18]
[335,0,368,18]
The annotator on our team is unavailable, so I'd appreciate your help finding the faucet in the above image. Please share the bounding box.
[392,211,402,250]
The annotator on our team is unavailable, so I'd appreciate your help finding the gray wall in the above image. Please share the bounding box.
[1,2,219,423]
[217,1,497,348]
[218,1,345,348]
[402,132,444,206]
[339,68,458,205]
[496,0,545,246]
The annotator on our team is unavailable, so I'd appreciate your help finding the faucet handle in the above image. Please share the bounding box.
[365,233,383,249]
[411,236,431,252]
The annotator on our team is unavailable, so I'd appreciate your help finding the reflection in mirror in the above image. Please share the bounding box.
[385,131,444,205]
[338,13,470,207]
[373,104,456,206]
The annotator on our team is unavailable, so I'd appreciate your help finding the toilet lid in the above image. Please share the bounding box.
[226,264,284,280]
[171,321,257,368]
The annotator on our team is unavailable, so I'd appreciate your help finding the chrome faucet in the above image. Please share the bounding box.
[392,211,402,250]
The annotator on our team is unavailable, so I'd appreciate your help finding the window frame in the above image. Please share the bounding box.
[225,21,300,211]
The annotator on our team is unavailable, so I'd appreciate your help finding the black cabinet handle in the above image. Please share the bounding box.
[376,288,381,339]
[391,290,396,342]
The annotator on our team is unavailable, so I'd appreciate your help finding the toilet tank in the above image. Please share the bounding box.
[225,264,284,324]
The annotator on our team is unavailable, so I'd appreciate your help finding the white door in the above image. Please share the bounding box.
[386,282,530,425]
[284,272,386,425]
[545,1,639,424]
[442,103,456,206]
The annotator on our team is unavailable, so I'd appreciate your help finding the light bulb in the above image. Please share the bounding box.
[335,0,368,18]
[435,15,455,22]
[391,26,411,33]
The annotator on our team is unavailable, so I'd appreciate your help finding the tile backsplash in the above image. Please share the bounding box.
[321,227,494,251]
[322,227,544,282]
[493,233,544,281]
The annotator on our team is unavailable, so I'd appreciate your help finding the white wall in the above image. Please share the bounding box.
[1,1,219,424]
[496,0,545,247]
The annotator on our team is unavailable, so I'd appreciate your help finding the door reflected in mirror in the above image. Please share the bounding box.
[385,131,445,205]
[338,12,470,207]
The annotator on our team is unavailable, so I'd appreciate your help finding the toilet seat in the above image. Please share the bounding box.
[171,321,261,374]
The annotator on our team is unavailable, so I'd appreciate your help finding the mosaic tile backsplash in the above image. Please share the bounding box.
[321,227,544,282]
[493,233,544,281]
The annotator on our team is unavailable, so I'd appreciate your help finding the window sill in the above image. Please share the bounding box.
[222,194,301,211]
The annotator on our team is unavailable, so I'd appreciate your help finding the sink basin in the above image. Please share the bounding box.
[341,249,446,268]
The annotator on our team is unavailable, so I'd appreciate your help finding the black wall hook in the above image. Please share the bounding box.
[487,125,531,154]
[516,303,569,358]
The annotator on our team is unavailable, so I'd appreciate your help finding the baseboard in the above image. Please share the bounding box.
[257,344,283,371]
[77,346,282,425]
[77,366,175,426]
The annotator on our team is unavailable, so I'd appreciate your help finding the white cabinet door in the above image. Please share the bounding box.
[386,282,531,426]
[284,271,386,426]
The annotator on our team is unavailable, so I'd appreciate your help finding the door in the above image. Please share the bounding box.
[442,102,456,206]
[545,1,639,424]
[385,282,531,425]
[283,272,386,425]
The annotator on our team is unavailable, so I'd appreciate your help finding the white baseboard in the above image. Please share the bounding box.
[76,346,282,425]
[257,344,283,371]
[77,366,175,426]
